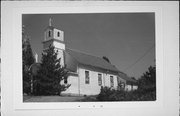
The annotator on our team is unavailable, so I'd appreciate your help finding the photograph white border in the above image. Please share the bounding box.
[14,4,163,110]
[1,1,179,116]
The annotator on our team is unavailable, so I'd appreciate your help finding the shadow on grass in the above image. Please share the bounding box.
[78,95,98,102]
[23,95,98,102]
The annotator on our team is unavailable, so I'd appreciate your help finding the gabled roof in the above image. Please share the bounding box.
[64,48,119,73]
[30,48,136,84]
[64,49,137,84]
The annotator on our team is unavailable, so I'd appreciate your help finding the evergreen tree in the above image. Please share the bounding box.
[138,66,156,92]
[34,45,70,95]
[137,66,156,100]
[22,26,35,94]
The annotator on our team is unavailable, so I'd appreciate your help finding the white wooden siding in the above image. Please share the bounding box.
[78,68,118,95]
[62,67,119,96]
[61,75,79,95]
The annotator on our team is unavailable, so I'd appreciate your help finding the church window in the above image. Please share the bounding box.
[110,76,114,87]
[98,74,102,86]
[57,32,60,37]
[48,30,51,37]
[85,71,90,84]
[64,77,68,84]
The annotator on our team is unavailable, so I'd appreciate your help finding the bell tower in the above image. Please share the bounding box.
[42,18,65,66]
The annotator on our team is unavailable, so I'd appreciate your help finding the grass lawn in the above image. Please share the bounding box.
[23,95,97,102]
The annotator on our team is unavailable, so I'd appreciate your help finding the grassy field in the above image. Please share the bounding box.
[23,95,97,102]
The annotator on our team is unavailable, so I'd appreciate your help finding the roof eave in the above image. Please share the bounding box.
[78,63,119,75]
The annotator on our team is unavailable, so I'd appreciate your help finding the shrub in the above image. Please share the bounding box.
[97,66,156,101]
[97,87,116,101]
[97,86,156,101]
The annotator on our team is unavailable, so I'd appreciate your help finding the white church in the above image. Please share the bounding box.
[32,19,138,96]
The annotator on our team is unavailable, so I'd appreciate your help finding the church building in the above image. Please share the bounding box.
[34,19,138,96]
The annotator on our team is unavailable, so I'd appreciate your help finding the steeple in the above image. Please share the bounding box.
[44,18,64,42]
[43,18,65,66]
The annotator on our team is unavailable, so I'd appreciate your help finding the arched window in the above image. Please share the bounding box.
[48,30,51,37]
[57,32,60,37]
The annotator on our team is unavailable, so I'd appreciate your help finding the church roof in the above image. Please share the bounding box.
[64,48,119,73]
[29,48,136,83]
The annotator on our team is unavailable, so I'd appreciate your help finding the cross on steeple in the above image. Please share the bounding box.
[49,18,52,26]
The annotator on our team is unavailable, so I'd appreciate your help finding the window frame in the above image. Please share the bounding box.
[64,77,68,84]
[110,76,114,87]
[85,70,90,84]
[57,32,60,37]
[98,73,102,86]
[48,30,51,37]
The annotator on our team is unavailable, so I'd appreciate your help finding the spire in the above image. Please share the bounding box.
[35,52,38,63]
[49,18,52,26]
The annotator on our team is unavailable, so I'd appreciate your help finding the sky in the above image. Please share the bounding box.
[22,13,155,79]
